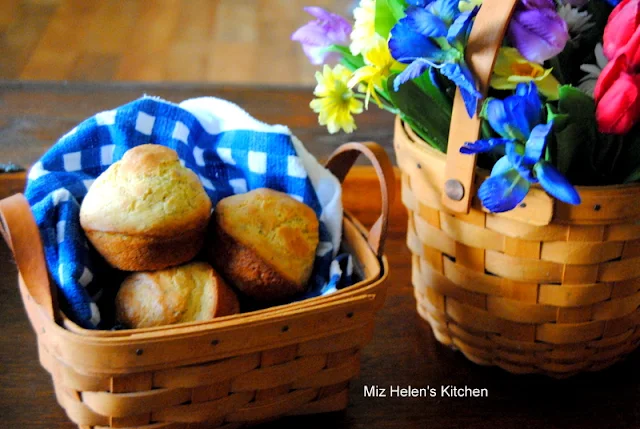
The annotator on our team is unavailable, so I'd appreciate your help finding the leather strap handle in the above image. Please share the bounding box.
[0,194,57,323]
[325,142,395,258]
[442,0,519,213]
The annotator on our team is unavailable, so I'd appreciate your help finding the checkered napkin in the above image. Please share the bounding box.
[24,96,353,329]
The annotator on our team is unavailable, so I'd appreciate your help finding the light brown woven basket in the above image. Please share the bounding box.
[0,141,394,428]
[395,0,640,377]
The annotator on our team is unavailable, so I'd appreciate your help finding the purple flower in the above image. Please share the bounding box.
[291,7,352,65]
[508,7,570,64]
[520,0,556,9]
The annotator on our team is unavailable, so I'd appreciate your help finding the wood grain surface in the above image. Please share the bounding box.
[0,0,352,84]
[1,83,640,429]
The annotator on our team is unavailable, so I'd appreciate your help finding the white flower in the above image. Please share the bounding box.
[558,4,595,37]
[350,0,377,56]
[578,43,608,97]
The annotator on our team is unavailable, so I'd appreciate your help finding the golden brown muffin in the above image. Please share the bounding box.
[207,188,319,302]
[80,144,212,271]
[115,261,239,328]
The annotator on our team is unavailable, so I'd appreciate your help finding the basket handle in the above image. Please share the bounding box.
[0,194,57,323]
[442,0,519,213]
[325,142,395,258]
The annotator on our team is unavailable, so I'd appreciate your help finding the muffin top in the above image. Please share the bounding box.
[80,144,212,236]
[215,188,319,286]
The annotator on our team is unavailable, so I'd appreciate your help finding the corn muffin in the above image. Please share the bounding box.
[207,188,319,302]
[80,144,212,271]
[115,261,239,328]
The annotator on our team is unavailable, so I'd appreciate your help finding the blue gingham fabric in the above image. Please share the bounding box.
[25,96,353,329]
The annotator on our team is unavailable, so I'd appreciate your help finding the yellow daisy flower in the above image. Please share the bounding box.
[350,0,377,56]
[348,36,404,109]
[491,47,561,100]
[310,64,364,134]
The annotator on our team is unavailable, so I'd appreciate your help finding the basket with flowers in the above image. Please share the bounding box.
[294,0,640,377]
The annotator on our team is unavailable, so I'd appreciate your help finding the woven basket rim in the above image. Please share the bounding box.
[399,117,640,194]
[54,211,388,340]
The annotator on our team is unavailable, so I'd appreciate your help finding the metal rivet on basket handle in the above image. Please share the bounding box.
[442,0,520,214]
[324,142,395,258]
[0,194,58,323]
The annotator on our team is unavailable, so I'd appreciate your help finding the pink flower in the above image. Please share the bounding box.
[603,0,640,60]
[594,55,640,134]
[595,12,640,134]
[291,7,352,65]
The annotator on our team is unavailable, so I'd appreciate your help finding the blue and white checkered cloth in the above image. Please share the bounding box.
[25,96,353,329]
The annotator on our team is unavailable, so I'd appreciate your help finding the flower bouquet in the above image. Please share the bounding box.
[294,0,640,377]
[293,0,637,213]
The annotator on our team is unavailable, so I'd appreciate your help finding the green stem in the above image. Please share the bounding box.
[506,175,523,197]
[608,135,626,179]
[549,56,566,85]
[353,93,400,115]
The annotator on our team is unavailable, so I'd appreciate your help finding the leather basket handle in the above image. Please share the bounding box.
[325,142,396,258]
[442,0,519,213]
[0,194,57,323]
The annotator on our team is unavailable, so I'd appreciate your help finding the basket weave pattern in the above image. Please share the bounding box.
[396,119,640,376]
[1,141,395,428]
[39,324,372,428]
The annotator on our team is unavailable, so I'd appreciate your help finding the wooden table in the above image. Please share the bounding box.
[1,82,639,429]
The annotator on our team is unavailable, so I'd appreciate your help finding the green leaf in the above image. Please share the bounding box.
[550,86,600,180]
[481,119,493,140]
[479,98,495,120]
[554,124,584,176]
[386,74,451,152]
[558,85,596,122]
[375,0,407,38]
[624,165,640,183]
[325,45,366,71]
[413,72,453,112]
[546,104,569,131]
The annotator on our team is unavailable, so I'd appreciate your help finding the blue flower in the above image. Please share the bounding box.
[389,2,481,117]
[460,82,581,213]
[406,0,435,7]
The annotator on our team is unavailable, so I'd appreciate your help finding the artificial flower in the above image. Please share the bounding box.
[459,0,482,12]
[562,0,589,6]
[310,64,363,134]
[557,3,595,37]
[348,36,404,108]
[578,43,609,96]
[594,53,640,134]
[350,0,377,56]
[508,7,570,64]
[388,1,482,116]
[520,0,556,9]
[603,0,640,60]
[491,47,561,100]
[291,7,352,65]
[460,83,580,212]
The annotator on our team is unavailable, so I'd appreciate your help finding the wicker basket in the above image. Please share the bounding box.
[0,141,394,428]
[395,0,640,377]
